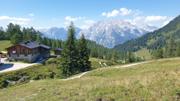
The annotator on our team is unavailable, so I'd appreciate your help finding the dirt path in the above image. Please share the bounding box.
[62,72,88,81]
[113,61,151,68]
[63,61,151,81]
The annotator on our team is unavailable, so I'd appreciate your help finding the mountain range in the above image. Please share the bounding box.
[114,15,180,52]
[40,20,157,48]
[40,27,81,40]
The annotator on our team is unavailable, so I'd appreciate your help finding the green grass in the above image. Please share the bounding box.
[0,40,12,51]
[90,58,120,69]
[0,58,179,101]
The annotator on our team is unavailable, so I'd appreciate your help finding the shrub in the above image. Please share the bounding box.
[0,61,62,88]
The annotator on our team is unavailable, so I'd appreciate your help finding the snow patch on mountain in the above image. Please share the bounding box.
[79,20,149,48]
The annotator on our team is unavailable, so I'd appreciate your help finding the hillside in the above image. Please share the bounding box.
[0,40,12,51]
[0,58,179,101]
[87,40,124,60]
[114,15,180,52]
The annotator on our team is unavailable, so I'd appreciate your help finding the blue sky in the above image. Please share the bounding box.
[0,0,179,29]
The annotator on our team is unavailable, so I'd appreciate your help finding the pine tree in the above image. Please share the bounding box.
[60,22,79,76]
[77,34,91,72]
[11,32,23,44]
[0,27,5,40]
[127,51,136,63]
[7,23,23,44]
[36,34,42,42]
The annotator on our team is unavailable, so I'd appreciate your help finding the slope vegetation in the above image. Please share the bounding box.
[0,58,179,101]
[114,15,180,52]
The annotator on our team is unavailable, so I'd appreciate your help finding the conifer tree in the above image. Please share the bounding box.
[77,34,91,72]
[127,51,136,63]
[36,33,42,42]
[6,23,15,39]
[60,22,79,76]
[0,27,5,40]
[11,32,23,44]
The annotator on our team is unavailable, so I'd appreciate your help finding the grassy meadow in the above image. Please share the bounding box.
[0,58,179,101]
[0,40,12,51]
[90,58,120,69]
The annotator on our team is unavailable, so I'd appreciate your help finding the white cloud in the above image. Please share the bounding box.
[129,15,173,29]
[145,16,168,22]
[28,13,34,17]
[63,11,173,30]
[64,16,86,27]
[80,20,95,29]
[102,8,132,17]
[101,8,172,28]
[65,16,85,22]
[119,8,132,16]
[102,9,119,17]
[64,16,95,29]
[163,20,171,26]
[101,8,173,28]
[0,16,31,27]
